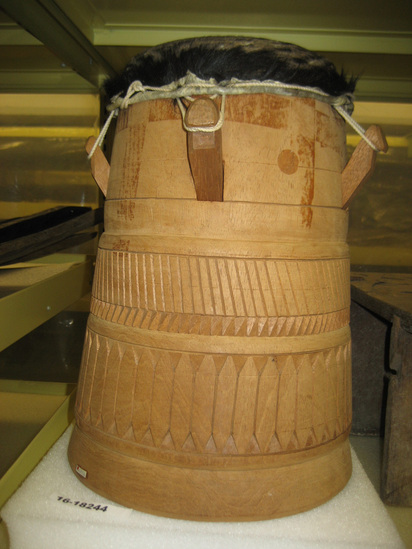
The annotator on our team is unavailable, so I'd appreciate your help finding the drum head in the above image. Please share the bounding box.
[104,36,356,100]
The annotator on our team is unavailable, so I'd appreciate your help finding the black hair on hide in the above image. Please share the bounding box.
[104,36,356,100]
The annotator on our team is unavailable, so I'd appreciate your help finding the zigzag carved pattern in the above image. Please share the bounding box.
[92,249,350,319]
[76,328,352,456]
[90,297,349,336]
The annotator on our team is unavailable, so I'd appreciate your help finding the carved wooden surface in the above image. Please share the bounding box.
[69,94,353,520]
[68,426,351,521]
[75,325,351,458]
[106,96,346,207]
[90,249,350,324]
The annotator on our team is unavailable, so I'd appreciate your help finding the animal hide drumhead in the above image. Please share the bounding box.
[104,36,356,100]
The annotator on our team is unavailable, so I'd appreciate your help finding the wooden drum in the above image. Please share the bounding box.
[68,37,386,520]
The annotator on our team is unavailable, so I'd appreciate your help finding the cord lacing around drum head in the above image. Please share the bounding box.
[88,72,382,160]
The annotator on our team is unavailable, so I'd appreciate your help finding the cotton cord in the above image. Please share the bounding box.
[87,108,118,160]
[334,105,381,152]
[89,72,382,159]
[107,72,353,112]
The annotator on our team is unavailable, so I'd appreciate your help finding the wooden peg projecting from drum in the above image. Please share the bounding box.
[185,97,224,202]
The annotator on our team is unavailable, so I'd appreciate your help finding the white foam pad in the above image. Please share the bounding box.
[1,425,405,549]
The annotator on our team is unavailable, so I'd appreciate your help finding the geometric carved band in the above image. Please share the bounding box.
[87,314,350,355]
[92,248,351,318]
[76,325,352,459]
[90,296,349,336]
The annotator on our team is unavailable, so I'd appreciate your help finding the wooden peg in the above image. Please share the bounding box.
[341,125,388,209]
[185,97,224,202]
[85,136,110,197]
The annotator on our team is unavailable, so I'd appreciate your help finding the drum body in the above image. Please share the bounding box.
[68,94,352,521]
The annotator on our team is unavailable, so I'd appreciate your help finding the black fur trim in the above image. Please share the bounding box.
[104,36,356,100]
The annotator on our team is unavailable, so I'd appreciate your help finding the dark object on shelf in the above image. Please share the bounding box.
[0,310,88,383]
[0,206,103,266]
[351,301,390,437]
[351,272,412,507]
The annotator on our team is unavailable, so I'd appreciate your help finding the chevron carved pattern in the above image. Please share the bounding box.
[92,249,350,335]
[76,327,352,456]
[90,297,349,336]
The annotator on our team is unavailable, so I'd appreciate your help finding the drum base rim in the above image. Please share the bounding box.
[68,424,352,522]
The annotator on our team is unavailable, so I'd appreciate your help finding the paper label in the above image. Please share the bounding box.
[75,464,88,478]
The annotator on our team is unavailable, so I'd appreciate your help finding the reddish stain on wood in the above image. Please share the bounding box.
[297,135,315,167]
[149,99,180,121]
[301,169,315,205]
[116,201,135,221]
[301,206,313,228]
[278,149,299,174]
[225,94,289,128]
[116,109,130,133]
[113,239,130,251]
[315,110,344,155]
